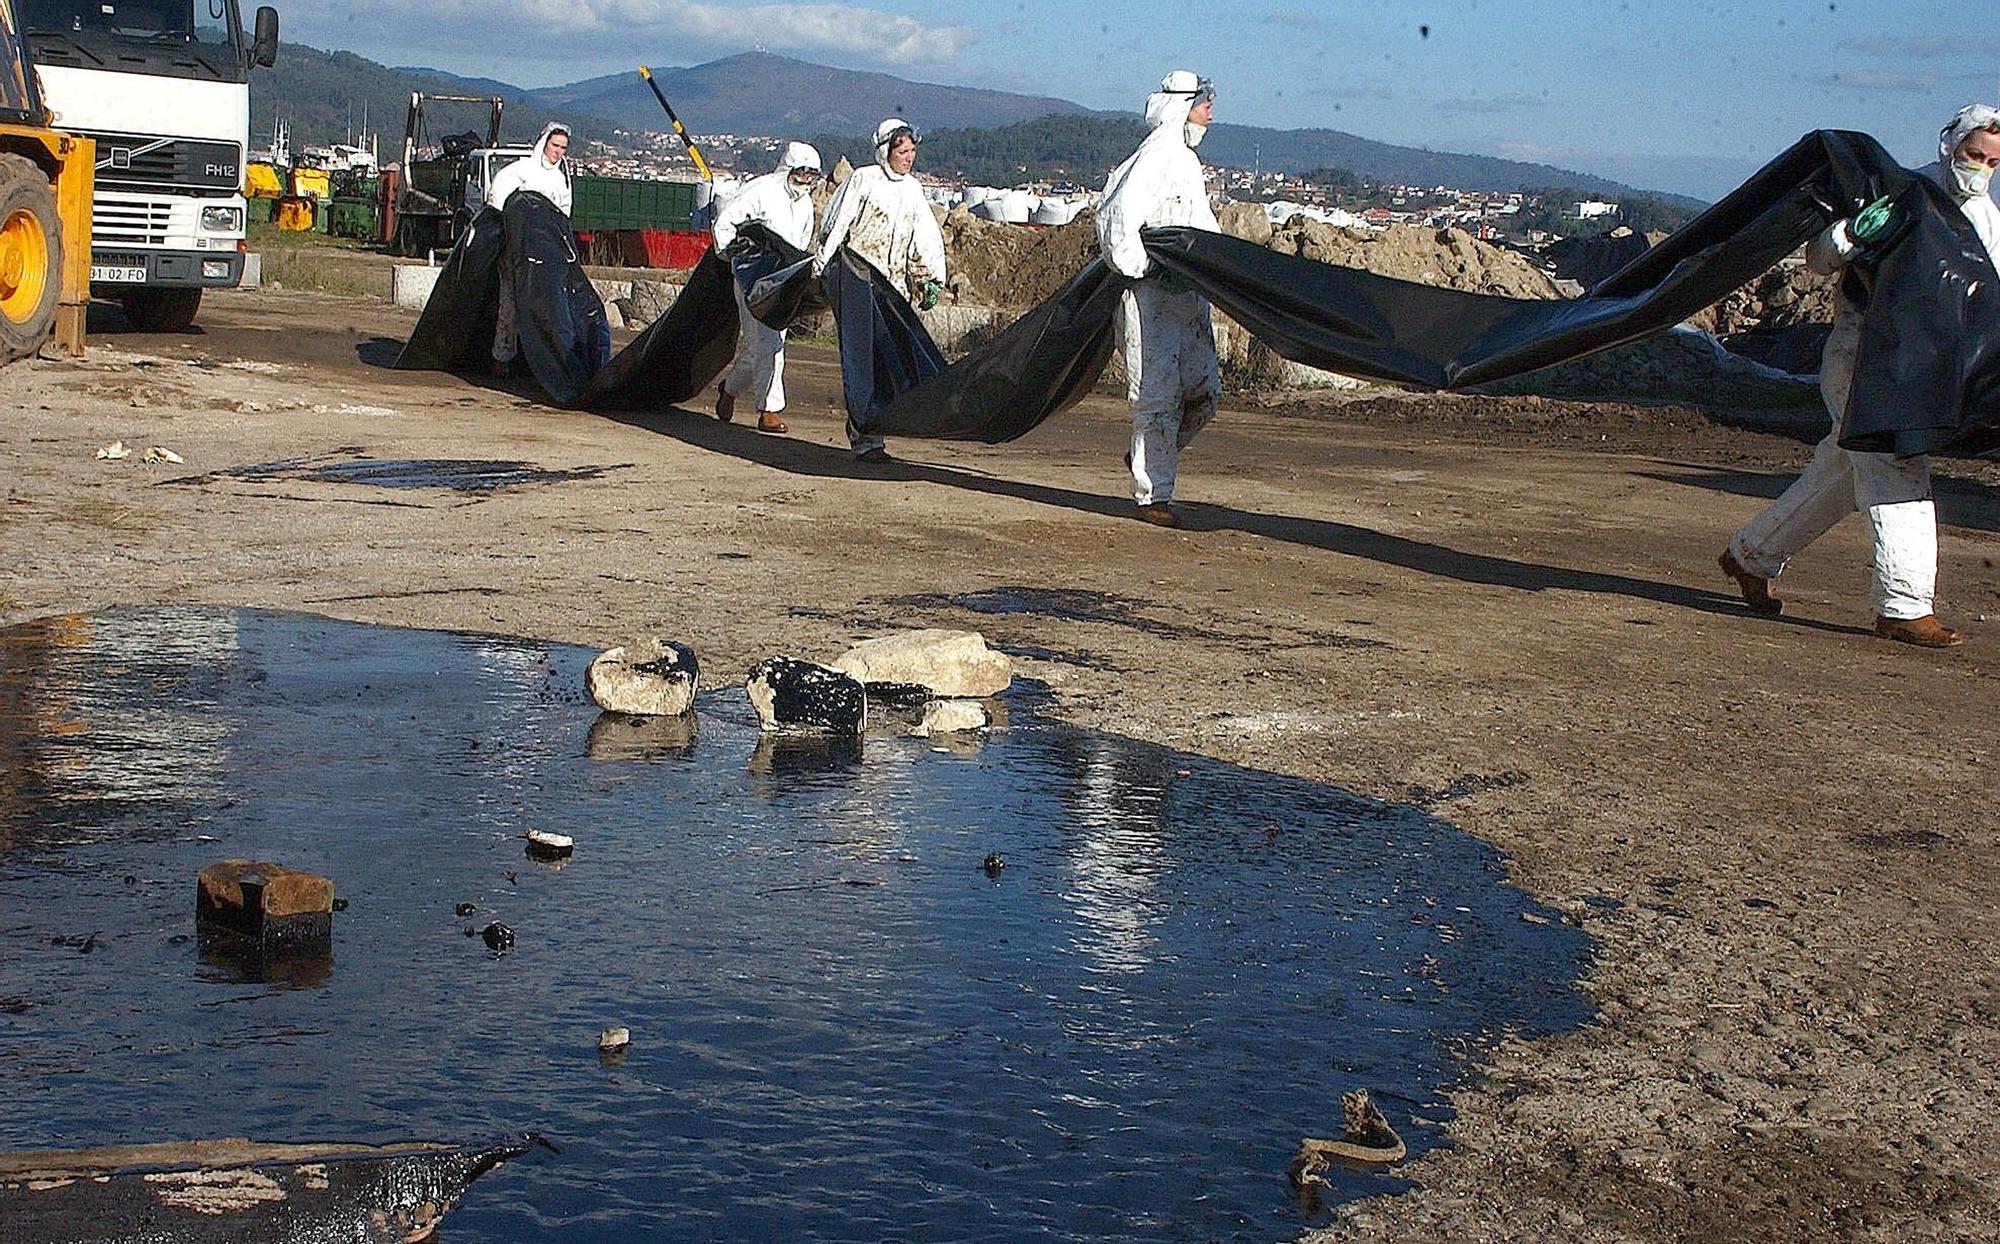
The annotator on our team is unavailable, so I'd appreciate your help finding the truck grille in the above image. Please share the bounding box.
[93,199,175,246]
[90,132,242,194]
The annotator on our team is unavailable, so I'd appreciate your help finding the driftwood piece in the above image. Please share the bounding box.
[1288,1090,1408,1212]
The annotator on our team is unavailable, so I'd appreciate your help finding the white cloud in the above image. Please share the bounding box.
[322,0,978,68]
[645,1,978,64]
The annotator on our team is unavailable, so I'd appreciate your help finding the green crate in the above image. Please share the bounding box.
[570,175,697,231]
[327,197,378,240]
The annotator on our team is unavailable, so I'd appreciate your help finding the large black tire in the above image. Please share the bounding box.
[0,152,62,365]
[121,287,202,333]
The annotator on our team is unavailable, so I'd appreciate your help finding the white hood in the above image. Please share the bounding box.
[1938,103,2000,201]
[1095,70,1220,278]
[873,117,915,181]
[1143,75,1197,135]
[532,122,571,171]
[488,121,573,215]
[781,141,822,199]
[782,141,822,175]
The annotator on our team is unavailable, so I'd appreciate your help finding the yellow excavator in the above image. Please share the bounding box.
[0,0,93,365]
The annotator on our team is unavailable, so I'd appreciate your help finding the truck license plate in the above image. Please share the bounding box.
[90,265,148,283]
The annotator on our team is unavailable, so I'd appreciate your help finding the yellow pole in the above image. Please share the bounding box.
[636,66,713,181]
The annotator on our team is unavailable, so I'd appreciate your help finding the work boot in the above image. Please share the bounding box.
[757,411,788,434]
[714,384,736,423]
[855,447,893,465]
[487,356,513,378]
[1874,615,1964,648]
[1135,502,1179,528]
[1718,549,1781,616]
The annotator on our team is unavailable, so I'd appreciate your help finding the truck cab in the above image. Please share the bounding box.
[463,147,535,216]
[20,0,277,331]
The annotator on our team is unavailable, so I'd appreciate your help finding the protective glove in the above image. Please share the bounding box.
[1848,188,1919,270]
[918,279,941,311]
[1849,195,1899,245]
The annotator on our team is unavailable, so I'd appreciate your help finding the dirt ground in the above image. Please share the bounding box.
[6,287,2000,1243]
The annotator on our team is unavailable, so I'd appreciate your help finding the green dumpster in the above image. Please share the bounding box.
[327,197,378,240]
[570,175,698,231]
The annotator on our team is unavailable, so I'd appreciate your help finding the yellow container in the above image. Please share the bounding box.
[288,167,330,201]
[274,196,316,231]
[246,162,284,199]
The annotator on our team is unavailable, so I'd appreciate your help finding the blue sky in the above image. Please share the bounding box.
[290,0,2000,199]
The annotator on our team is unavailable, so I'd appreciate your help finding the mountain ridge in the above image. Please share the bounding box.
[256,46,1702,204]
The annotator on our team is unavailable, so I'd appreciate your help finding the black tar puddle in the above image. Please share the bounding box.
[165,456,626,493]
[0,608,1589,1242]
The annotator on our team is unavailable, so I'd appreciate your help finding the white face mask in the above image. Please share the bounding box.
[1184,122,1207,148]
[1949,159,1993,200]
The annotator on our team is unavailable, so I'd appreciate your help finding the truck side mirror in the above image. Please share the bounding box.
[252,7,279,67]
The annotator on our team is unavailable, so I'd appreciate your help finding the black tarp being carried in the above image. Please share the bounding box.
[399,210,806,412]
[868,130,1996,457]
[399,130,2000,459]
[395,192,610,405]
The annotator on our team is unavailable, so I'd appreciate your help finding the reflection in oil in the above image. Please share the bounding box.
[0,608,1590,1242]
[584,711,699,762]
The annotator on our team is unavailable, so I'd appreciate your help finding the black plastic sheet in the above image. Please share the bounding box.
[821,248,949,446]
[1143,132,1993,456]
[400,213,808,412]
[395,193,609,405]
[505,195,612,405]
[398,131,1999,458]
[862,130,1996,456]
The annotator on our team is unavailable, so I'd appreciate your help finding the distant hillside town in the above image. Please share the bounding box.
[584,125,1695,242]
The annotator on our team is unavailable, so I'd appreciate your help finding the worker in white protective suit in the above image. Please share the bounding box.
[1720,104,2000,647]
[1095,70,1221,527]
[487,123,574,375]
[711,141,823,434]
[814,117,948,462]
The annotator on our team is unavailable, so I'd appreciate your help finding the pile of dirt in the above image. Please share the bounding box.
[939,205,1100,308]
[1691,258,1839,335]
[1263,216,1563,300]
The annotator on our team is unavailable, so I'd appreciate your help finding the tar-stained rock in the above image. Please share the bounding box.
[586,639,699,717]
[1215,200,1273,248]
[745,657,867,734]
[196,860,333,952]
[832,629,1012,698]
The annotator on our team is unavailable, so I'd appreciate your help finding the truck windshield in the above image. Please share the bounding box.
[22,0,245,69]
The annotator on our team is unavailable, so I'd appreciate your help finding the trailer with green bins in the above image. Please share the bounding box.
[570,173,708,267]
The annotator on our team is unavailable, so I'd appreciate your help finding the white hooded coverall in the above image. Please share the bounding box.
[1728,106,2000,620]
[488,123,574,364]
[1096,71,1222,506]
[713,142,821,414]
[814,119,948,454]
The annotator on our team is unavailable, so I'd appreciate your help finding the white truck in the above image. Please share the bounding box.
[21,0,278,331]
